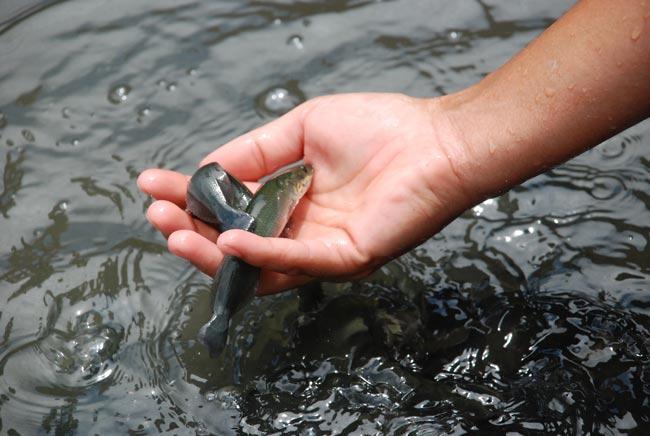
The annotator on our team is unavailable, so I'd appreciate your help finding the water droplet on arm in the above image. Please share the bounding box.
[630,24,642,41]
[544,87,556,97]
[108,84,131,104]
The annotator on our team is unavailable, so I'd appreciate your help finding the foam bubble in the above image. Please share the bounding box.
[108,84,131,104]
[257,86,304,116]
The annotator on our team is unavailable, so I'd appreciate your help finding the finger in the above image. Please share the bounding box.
[138,169,190,207]
[147,200,219,242]
[217,229,362,277]
[200,101,313,180]
[168,230,223,276]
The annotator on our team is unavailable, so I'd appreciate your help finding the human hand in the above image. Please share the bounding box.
[137,93,475,294]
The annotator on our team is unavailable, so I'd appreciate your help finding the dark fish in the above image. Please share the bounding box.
[186,162,256,232]
[187,163,313,357]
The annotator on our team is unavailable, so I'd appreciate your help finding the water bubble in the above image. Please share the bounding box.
[273,18,282,26]
[187,68,198,76]
[0,111,6,128]
[137,106,151,123]
[448,30,462,42]
[599,140,625,159]
[21,129,35,142]
[287,34,304,49]
[72,139,80,146]
[257,86,305,117]
[108,84,131,104]
[38,310,123,387]
[166,82,177,92]
[61,107,71,119]
[77,310,102,330]
[156,79,168,87]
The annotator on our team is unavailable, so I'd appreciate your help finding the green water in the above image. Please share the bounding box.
[0,1,649,434]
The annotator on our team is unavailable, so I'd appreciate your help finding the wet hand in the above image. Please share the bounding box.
[137,93,474,294]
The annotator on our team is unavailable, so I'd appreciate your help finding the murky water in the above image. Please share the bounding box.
[0,0,648,434]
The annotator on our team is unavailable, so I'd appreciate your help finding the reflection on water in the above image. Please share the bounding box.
[0,0,648,433]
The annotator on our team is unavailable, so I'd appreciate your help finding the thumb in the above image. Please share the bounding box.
[217,230,367,278]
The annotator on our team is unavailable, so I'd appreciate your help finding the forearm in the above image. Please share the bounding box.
[436,0,650,201]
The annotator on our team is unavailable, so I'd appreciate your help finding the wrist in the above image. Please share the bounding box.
[424,87,522,205]
[430,79,561,203]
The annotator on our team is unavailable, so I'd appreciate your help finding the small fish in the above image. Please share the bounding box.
[186,162,255,233]
[187,163,313,357]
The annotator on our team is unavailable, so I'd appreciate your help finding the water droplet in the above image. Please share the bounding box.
[287,34,304,49]
[489,143,496,155]
[630,25,642,41]
[166,82,177,92]
[22,129,35,142]
[72,139,80,146]
[187,68,198,76]
[61,107,71,119]
[544,87,556,97]
[273,18,282,26]
[567,83,576,91]
[0,111,6,128]
[448,30,461,42]
[156,79,168,87]
[137,106,151,123]
[257,86,304,116]
[108,84,131,104]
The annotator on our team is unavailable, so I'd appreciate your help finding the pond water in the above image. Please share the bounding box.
[1,0,649,434]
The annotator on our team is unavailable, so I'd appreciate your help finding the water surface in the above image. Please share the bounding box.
[1,0,649,434]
